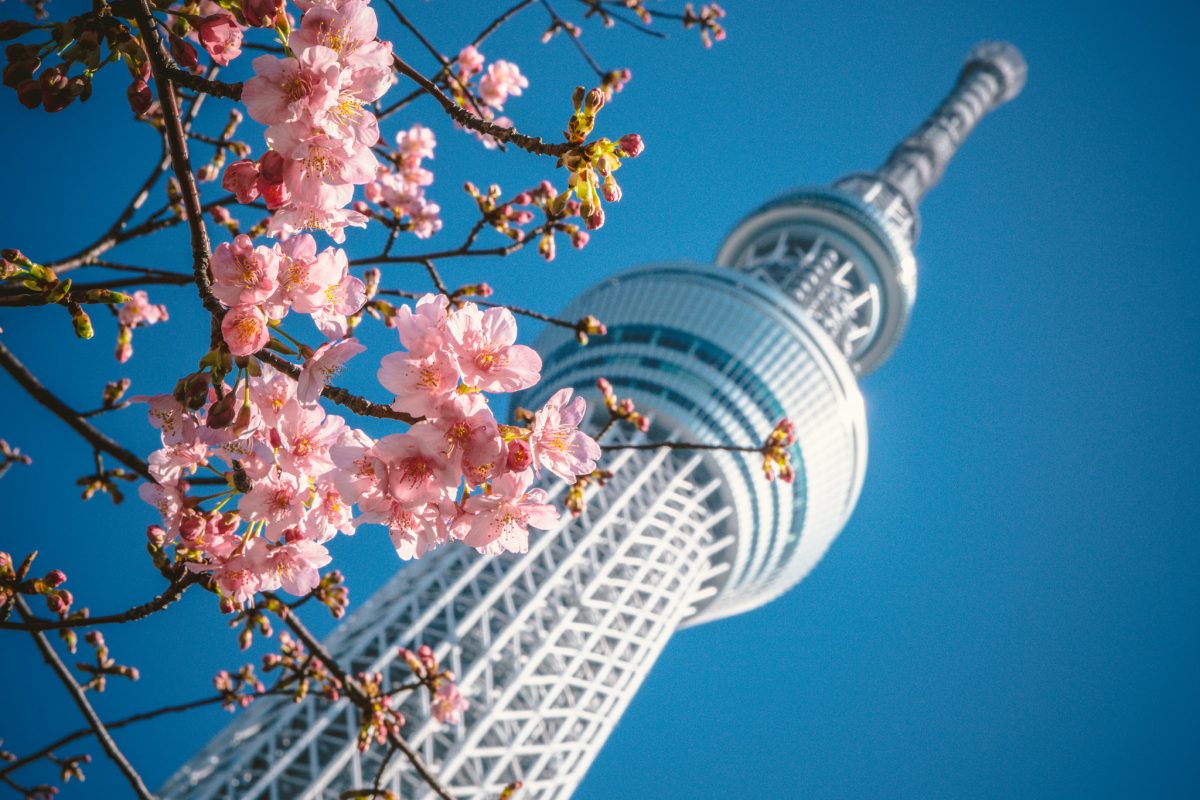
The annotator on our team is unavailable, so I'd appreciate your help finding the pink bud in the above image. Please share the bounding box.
[258,150,287,183]
[197,14,243,67]
[505,439,532,473]
[146,525,168,546]
[222,160,260,204]
[44,569,67,588]
[617,133,644,158]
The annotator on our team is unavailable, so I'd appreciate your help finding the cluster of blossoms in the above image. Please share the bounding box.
[451,44,528,149]
[682,3,728,49]
[226,0,394,241]
[360,123,442,239]
[211,232,366,355]
[115,290,169,363]
[138,293,600,611]
[399,644,469,725]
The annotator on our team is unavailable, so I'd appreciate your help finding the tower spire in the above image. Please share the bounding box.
[870,41,1028,213]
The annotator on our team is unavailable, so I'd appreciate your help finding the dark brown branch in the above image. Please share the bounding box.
[0,572,198,632]
[17,597,156,800]
[164,66,243,100]
[255,351,419,424]
[0,340,153,481]
[264,596,456,800]
[135,0,225,320]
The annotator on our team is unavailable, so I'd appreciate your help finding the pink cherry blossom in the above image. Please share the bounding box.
[309,273,366,338]
[456,45,484,78]
[241,47,342,126]
[373,423,458,505]
[330,427,386,503]
[276,400,346,477]
[359,497,446,560]
[148,439,210,484]
[434,395,502,487]
[304,480,356,542]
[478,60,528,110]
[298,337,366,404]
[220,304,271,356]
[444,303,542,392]
[529,388,601,483]
[394,293,449,356]
[458,471,559,554]
[431,680,469,725]
[132,394,196,445]
[289,0,378,61]
[239,472,307,537]
[211,235,280,306]
[377,348,459,418]
[222,159,261,203]
[396,124,436,162]
[118,290,168,328]
[139,479,187,533]
[268,533,332,595]
[208,539,270,608]
[248,364,297,427]
[197,13,243,66]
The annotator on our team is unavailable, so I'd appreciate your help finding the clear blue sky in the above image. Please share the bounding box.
[1,1,1197,797]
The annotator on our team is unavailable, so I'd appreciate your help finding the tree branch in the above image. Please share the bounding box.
[0,572,198,632]
[0,340,153,481]
[17,597,156,800]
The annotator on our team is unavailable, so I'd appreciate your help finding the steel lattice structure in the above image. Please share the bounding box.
[164,42,1026,800]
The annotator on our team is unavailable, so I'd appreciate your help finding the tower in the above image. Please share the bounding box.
[163,42,1026,800]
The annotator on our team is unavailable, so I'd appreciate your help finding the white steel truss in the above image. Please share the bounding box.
[163,440,735,800]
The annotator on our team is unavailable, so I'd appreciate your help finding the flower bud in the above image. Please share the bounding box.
[43,569,67,588]
[168,34,199,70]
[222,159,260,204]
[617,133,644,158]
[505,439,532,473]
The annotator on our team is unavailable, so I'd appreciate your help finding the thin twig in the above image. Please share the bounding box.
[17,597,157,800]
[0,340,152,481]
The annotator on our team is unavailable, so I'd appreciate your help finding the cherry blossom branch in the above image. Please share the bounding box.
[377,0,536,119]
[163,66,243,100]
[0,340,153,481]
[16,597,156,800]
[133,0,223,320]
[349,221,555,266]
[263,596,457,800]
[254,351,419,424]
[374,288,584,334]
[391,53,573,158]
[0,571,198,632]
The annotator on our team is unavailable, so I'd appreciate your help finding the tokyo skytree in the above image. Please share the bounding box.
[164,41,1027,800]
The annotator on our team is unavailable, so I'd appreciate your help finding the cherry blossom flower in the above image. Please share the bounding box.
[434,395,502,487]
[458,471,559,554]
[377,348,459,418]
[394,293,449,356]
[431,680,469,724]
[139,479,187,534]
[359,497,446,560]
[444,304,542,392]
[239,472,307,537]
[373,423,458,505]
[304,480,356,542]
[241,47,342,126]
[529,388,601,483]
[298,337,366,404]
[276,400,346,477]
[220,304,271,356]
[118,290,168,328]
[207,539,269,608]
[211,235,280,306]
[248,364,297,427]
[330,427,386,504]
[197,13,243,66]
[478,60,528,110]
[269,532,332,595]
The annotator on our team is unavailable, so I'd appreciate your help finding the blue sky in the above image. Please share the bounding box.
[1,0,1197,798]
